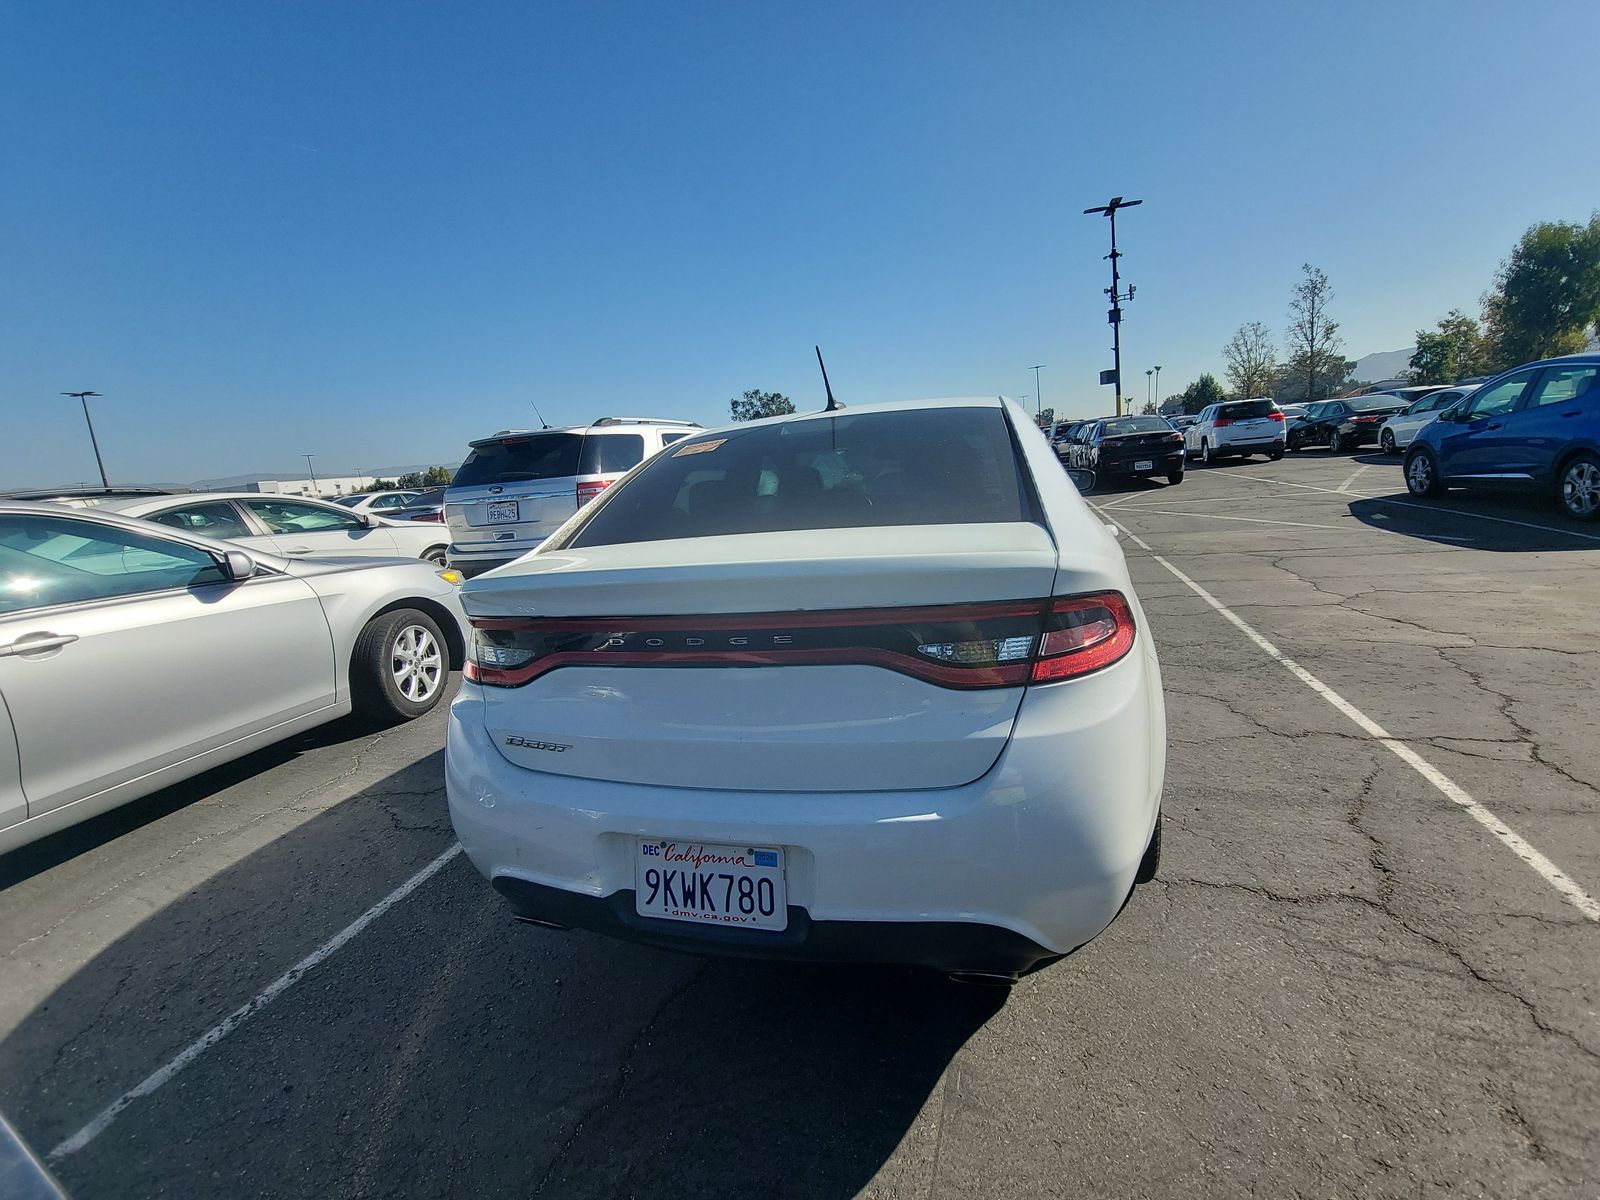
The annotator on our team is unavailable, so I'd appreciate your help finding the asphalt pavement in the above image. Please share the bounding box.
[2,448,1598,1198]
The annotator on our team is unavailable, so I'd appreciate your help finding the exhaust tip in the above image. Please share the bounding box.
[946,970,1018,987]
[513,915,573,932]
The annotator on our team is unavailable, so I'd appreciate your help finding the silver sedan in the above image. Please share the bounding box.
[0,503,467,855]
[100,492,452,565]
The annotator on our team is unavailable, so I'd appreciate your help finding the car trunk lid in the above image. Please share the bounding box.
[462,523,1061,791]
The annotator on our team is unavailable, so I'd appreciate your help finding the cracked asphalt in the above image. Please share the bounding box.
[2,450,1598,1198]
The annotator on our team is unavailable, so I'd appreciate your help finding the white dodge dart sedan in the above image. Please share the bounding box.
[445,398,1166,983]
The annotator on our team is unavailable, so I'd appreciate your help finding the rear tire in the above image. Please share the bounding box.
[1380,430,1397,455]
[1404,447,1443,497]
[1135,812,1162,884]
[351,608,449,724]
[1558,452,1600,521]
[1167,470,1184,486]
[1269,447,1284,461]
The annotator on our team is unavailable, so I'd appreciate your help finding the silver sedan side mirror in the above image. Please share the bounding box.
[221,550,256,581]
[1065,468,1097,494]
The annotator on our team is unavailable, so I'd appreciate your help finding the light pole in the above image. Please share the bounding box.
[1084,196,1142,417]
[1145,369,1153,411]
[1029,365,1045,416]
[61,391,109,488]
[1153,365,1163,411]
[303,454,319,495]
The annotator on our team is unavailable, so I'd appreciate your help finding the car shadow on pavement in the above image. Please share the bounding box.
[0,713,396,891]
[1347,493,1599,551]
[1,756,1006,1199]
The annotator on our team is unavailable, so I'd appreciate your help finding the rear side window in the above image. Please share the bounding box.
[566,407,1032,548]
[452,434,583,487]
[1220,400,1275,419]
[580,434,646,474]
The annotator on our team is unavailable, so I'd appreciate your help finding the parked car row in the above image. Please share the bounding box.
[1050,354,1600,522]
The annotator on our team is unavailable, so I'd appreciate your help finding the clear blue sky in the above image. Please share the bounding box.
[5,0,1598,487]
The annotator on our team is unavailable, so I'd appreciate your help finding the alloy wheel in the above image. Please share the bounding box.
[391,625,444,703]
[1561,459,1600,518]
[1406,453,1434,495]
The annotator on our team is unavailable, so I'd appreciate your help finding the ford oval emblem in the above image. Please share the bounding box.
[489,486,504,494]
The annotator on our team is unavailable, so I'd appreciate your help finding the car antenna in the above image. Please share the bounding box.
[528,400,551,430]
[816,345,843,412]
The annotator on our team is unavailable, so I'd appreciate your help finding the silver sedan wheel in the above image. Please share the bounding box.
[391,624,444,703]
[1561,459,1600,517]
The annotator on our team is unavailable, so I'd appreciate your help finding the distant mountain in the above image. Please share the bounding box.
[1351,348,1415,384]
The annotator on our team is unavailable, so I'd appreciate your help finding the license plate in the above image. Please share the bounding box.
[486,500,519,523]
[635,839,787,931]
[1134,460,1154,471]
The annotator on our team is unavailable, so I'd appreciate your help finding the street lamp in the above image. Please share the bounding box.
[1145,368,1153,411]
[1029,365,1045,415]
[1153,365,1163,410]
[1083,196,1142,417]
[303,454,319,495]
[60,391,109,488]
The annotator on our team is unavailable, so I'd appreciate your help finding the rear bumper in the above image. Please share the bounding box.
[1099,451,1185,475]
[1218,434,1284,451]
[445,647,1166,970]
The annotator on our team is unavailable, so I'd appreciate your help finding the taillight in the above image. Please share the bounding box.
[415,511,444,522]
[464,592,1136,689]
[1167,433,1184,444]
[1031,593,1136,682]
[576,480,611,506]
[1269,411,1285,422]
[1214,416,1235,427]
[1352,414,1381,423]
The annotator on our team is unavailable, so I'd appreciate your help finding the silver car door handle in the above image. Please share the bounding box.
[0,632,79,657]
[282,546,314,554]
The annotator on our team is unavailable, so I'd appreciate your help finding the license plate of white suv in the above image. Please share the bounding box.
[635,839,787,931]
[486,500,519,522]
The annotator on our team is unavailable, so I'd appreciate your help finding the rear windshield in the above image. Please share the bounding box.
[1350,395,1406,412]
[1220,400,1276,419]
[1101,417,1171,435]
[566,407,1031,548]
[452,433,582,487]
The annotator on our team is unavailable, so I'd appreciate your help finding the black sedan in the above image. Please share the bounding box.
[1066,416,1186,484]
[1286,396,1410,452]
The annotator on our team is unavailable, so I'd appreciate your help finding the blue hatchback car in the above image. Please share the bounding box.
[1403,354,1600,520]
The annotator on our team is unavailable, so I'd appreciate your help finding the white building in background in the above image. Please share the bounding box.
[203,475,375,497]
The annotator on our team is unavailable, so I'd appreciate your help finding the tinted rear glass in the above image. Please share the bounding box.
[452,434,582,487]
[1101,417,1172,435]
[1220,400,1275,419]
[580,434,646,474]
[1350,395,1406,412]
[567,407,1031,548]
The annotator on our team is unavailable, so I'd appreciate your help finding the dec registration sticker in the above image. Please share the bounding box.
[635,840,787,931]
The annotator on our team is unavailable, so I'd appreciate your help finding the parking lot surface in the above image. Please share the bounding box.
[3,451,1598,1198]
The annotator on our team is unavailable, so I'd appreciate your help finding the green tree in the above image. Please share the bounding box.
[1035,407,1055,428]
[356,478,398,493]
[1166,373,1227,415]
[1284,264,1344,404]
[1409,310,1490,384]
[1483,215,1600,369]
[1272,355,1355,404]
[730,389,796,421]
[1221,321,1277,399]
[1139,400,1157,415]
[422,465,453,486]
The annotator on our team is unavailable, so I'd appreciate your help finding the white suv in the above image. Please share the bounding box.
[1184,398,1287,464]
[445,417,700,577]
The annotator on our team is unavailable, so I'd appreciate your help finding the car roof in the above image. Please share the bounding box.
[99,491,344,516]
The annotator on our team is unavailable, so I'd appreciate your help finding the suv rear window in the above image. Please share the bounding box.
[451,434,583,487]
[565,407,1031,548]
[579,434,646,474]
[1220,400,1275,420]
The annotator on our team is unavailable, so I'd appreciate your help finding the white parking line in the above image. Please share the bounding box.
[1337,465,1369,493]
[1369,497,1600,545]
[48,843,464,1161]
[1110,509,1350,532]
[1106,516,1600,925]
